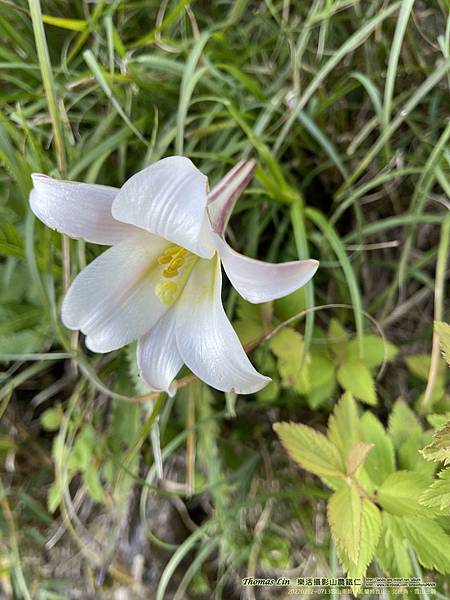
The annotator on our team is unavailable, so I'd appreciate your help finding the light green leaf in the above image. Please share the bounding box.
[435,321,450,366]
[270,328,308,390]
[376,513,412,577]
[328,392,361,461]
[388,398,422,448]
[273,422,344,479]
[328,318,349,359]
[377,471,431,516]
[337,499,381,592]
[47,480,63,514]
[346,335,398,368]
[346,442,373,476]
[419,468,450,513]
[42,15,87,31]
[40,405,63,432]
[307,352,336,409]
[421,421,450,465]
[83,463,105,503]
[327,484,362,564]
[405,354,431,381]
[397,516,450,574]
[427,412,450,429]
[360,412,395,486]
[337,361,377,405]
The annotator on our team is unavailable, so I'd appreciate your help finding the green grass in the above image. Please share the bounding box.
[0,0,449,598]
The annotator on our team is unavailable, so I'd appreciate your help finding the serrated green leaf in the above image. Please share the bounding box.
[337,361,377,405]
[346,335,398,368]
[377,471,431,516]
[274,422,344,479]
[435,321,450,366]
[397,516,450,574]
[398,431,436,477]
[328,319,349,359]
[274,287,306,321]
[256,379,279,403]
[307,352,336,409]
[419,468,450,513]
[337,499,381,592]
[270,328,309,390]
[388,399,422,449]
[328,484,362,564]
[427,412,450,429]
[421,421,450,465]
[328,392,361,461]
[234,319,263,345]
[360,412,395,486]
[346,442,373,476]
[376,513,412,577]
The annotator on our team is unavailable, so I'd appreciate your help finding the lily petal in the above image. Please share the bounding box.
[111,156,215,259]
[175,256,270,394]
[62,232,169,352]
[214,234,319,303]
[207,160,256,235]
[30,174,138,245]
[137,311,183,396]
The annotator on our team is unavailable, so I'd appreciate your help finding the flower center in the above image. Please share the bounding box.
[155,244,196,305]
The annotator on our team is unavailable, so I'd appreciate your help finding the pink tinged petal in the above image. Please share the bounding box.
[137,311,183,396]
[62,231,169,353]
[111,156,215,259]
[207,159,256,235]
[30,174,139,245]
[175,256,271,394]
[214,233,319,304]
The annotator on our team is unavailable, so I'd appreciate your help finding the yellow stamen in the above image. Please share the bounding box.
[155,244,196,305]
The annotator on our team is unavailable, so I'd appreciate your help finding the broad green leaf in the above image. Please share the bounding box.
[270,328,308,390]
[307,352,336,409]
[337,499,381,591]
[257,379,279,403]
[234,319,263,345]
[397,516,450,574]
[421,421,450,465]
[419,468,450,513]
[346,335,398,368]
[273,422,344,479]
[360,412,395,486]
[376,513,412,577]
[274,287,306,321]
[377,471,431,517]
[405,354,431,381]
[328,318,349,359]
[269,327,303,361]
[388,398,422,448]
[346,442,373,476]
[435,321,450,366]
[327,484,362,564]
[337,361,377,405]
[398,431,435,478]
[328,392,361,461]
[40,405,63,432]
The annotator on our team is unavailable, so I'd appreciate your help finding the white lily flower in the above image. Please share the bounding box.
[30,157,319,395]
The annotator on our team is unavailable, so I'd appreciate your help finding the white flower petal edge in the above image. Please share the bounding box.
[207,159,256,235]
[112,156,215,259]
[137,312,183,397]
[214,234,319,304]
[62,232,169,353]
[175,256,271,394]
[30,174,139,245]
